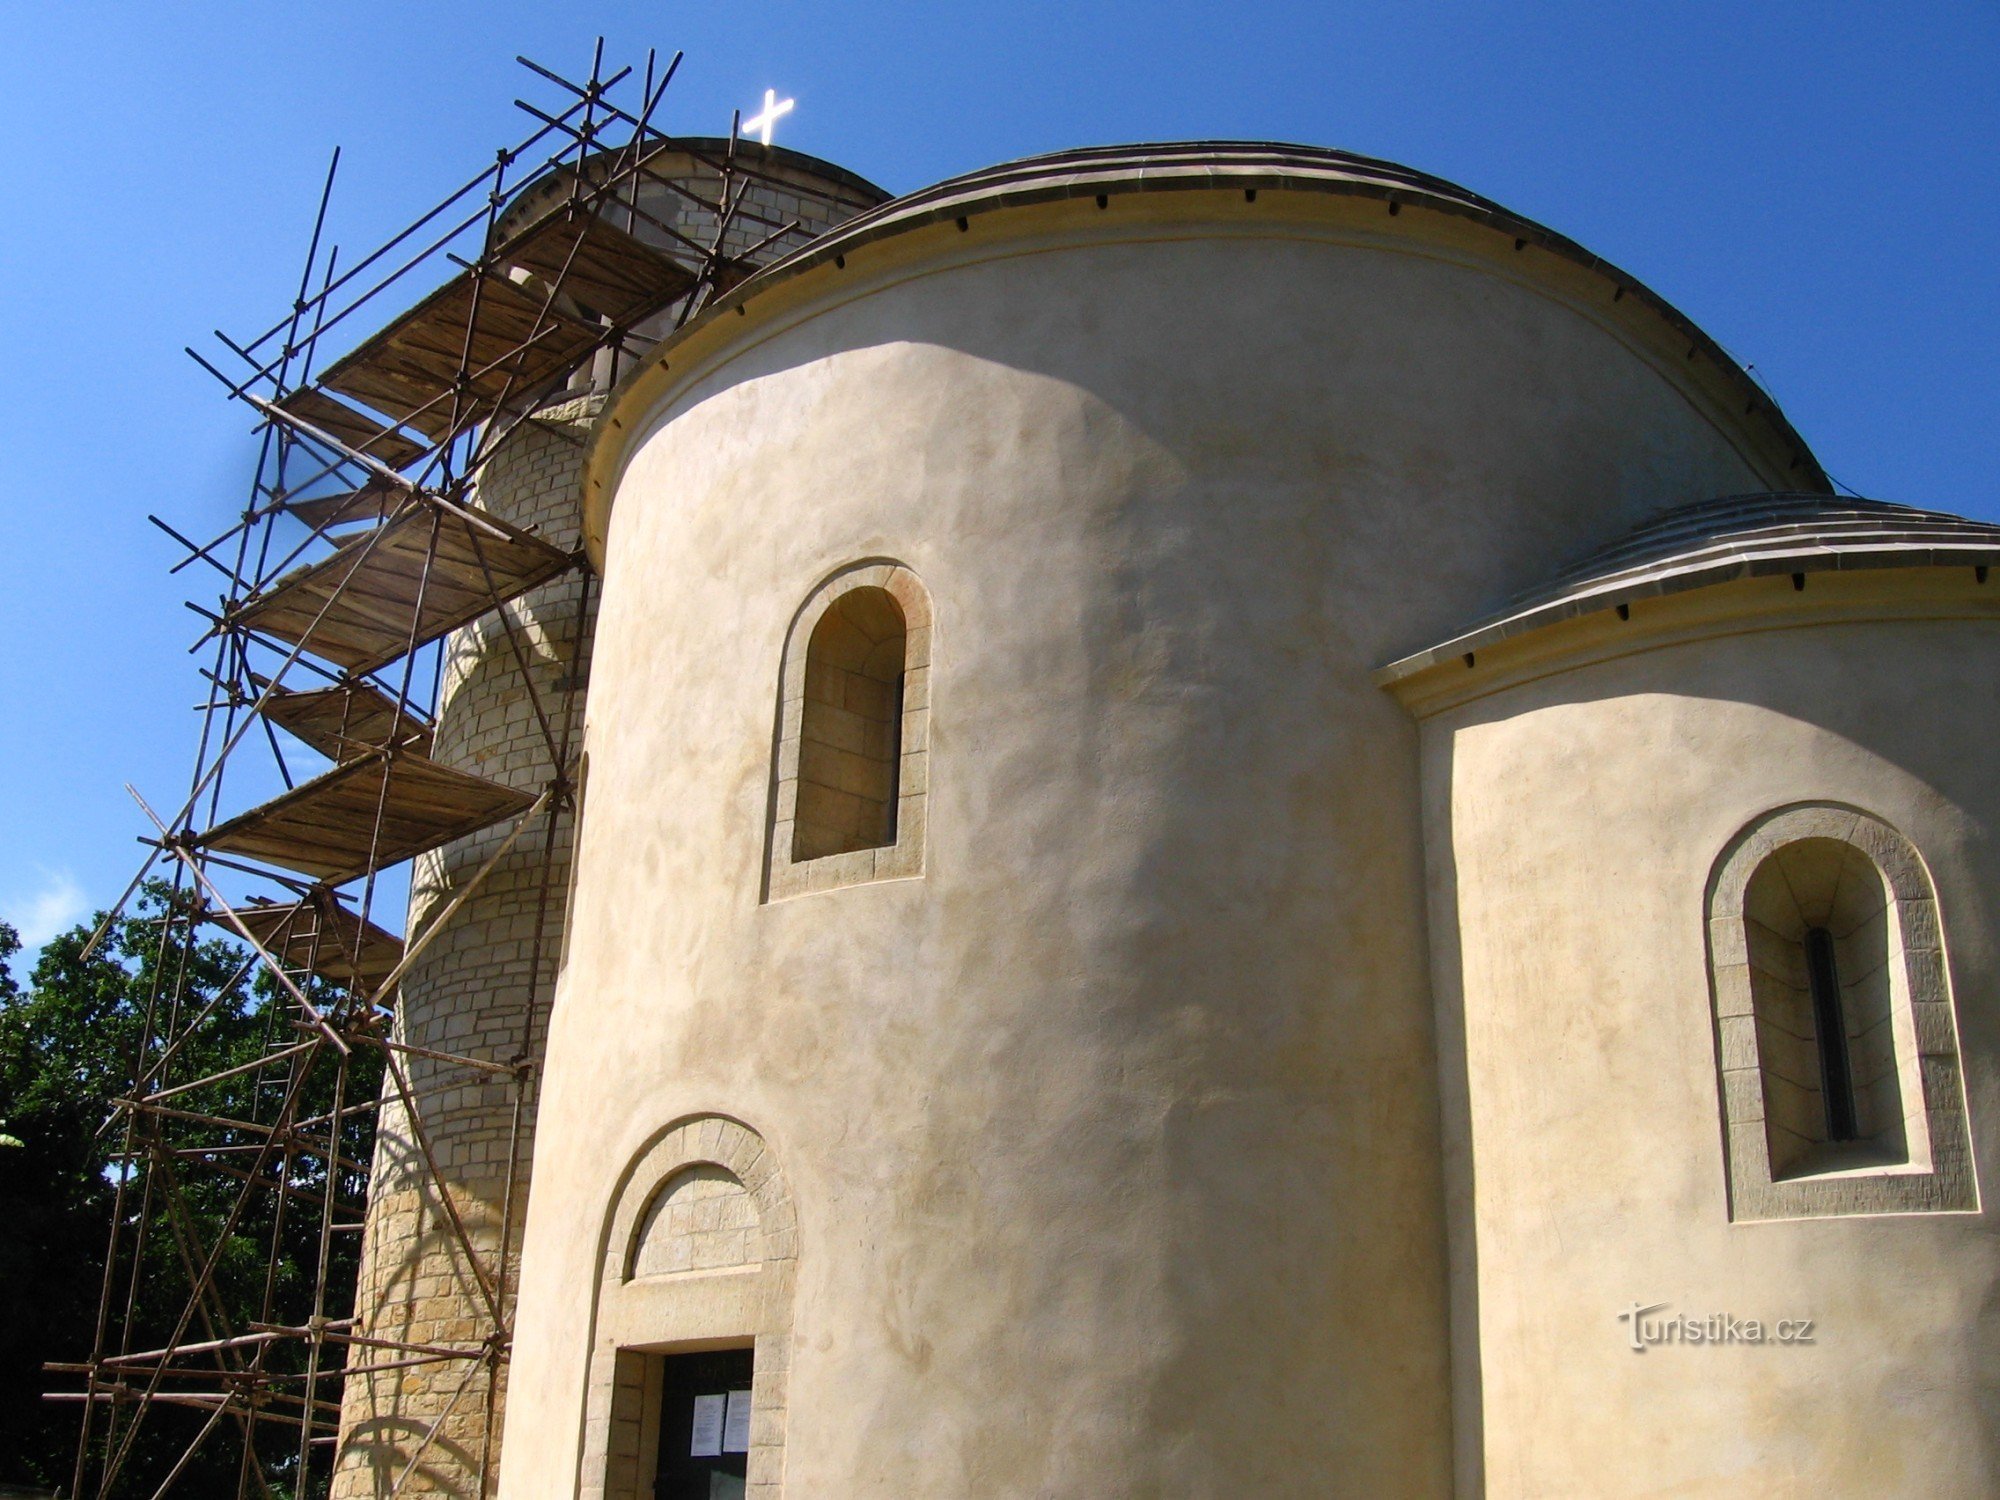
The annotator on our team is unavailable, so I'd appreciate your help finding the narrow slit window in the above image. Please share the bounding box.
[1802,924,1858,1142]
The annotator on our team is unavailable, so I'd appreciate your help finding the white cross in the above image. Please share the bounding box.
[742,89,795,147]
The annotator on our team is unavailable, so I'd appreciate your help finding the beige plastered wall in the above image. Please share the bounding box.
[502,195,1796,1495]
[1401,573,2000,1498]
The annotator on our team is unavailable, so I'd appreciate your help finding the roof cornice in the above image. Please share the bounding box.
[583,141,1834,563]
[1378,493,2000,687]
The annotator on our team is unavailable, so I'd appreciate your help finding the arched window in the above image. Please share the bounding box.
[1741,837,1907,1175]
[792,586,906,861]
[768,563,932,899]
[1706,805,1976,1219]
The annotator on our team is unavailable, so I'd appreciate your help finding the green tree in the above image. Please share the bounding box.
[0,883,380,1497]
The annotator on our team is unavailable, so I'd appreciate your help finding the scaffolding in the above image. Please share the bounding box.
[45,46,872,1496]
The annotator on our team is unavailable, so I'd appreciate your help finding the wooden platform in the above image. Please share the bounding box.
[285,207,693,457]
[282,477,414,532]
[229,500,573,675]
[497,203,697,326]
[274,386,429,470]
[317,272,599,444]
[260,680,433,763]
[197,751,537,885]
[218,895,404,989]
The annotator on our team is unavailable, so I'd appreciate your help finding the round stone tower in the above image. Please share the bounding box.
[331,144,885,1498]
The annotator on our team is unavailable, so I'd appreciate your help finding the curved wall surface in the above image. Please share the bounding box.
[1393,571,2000,1498]
[502,167,1801,1495]
[333,149,885,1495]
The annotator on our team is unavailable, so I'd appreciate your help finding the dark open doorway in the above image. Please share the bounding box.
[653,1346,755,1500]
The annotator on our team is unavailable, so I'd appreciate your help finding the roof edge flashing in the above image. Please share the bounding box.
[583,141,1835,565]
[1378,492,2000,694]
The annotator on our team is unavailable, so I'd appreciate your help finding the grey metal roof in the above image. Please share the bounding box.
[1378,492,2000,683]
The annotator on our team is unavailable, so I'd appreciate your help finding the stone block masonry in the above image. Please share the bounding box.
[330,397,598,1498]
[328,150,888,1495]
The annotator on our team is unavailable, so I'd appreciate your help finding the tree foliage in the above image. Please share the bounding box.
[0,883,381,1496]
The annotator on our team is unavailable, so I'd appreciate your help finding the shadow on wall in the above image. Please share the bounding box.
[1418,634,2000,1491]
[1412,758,1486,1500]
[593,224,1798,1494]
[335,1120,511,1496]
[632,235,1773,667]
[331,1411,481,1498]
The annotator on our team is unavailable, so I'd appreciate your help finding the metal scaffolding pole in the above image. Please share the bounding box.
[48,42,874,1497]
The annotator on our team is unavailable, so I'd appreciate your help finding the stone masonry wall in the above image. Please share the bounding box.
[583,149,886,390]
[331,154,885,1496]
[632,150,880,262]
[331,397,597,1498]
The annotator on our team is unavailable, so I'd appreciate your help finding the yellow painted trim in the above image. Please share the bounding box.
[1383,568,2000,718]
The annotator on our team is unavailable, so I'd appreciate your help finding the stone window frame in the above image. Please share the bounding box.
[765,561,932,900]
[581,1116,798,1499]
[1705,803,1978,1221]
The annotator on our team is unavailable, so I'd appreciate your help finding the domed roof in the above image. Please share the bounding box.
[698,142,1823,481]
[1379,492,2000,682]
[779,139,1533,245]
[591,142,1832,560]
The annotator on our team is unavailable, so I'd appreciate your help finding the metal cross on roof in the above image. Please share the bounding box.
[743,88,795,147]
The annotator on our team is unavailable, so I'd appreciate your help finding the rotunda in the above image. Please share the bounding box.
[488,144,1997,1498]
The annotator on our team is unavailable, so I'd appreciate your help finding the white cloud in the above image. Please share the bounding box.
[3,868,88,951]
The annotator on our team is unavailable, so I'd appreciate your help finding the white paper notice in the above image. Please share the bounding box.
[690,1394,725,1457]
[722,1389,753,1453]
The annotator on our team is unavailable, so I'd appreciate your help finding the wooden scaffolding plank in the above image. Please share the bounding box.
[282,477,414,531]
[196,752,536,885]
[316,269,602,443]
[260,680,434,763]
[274,387,429,470]
[217,895,404,989]
[495,205,698,326]
[228,502,573,676]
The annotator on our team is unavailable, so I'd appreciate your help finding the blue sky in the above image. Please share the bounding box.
[1,1,1995,963]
